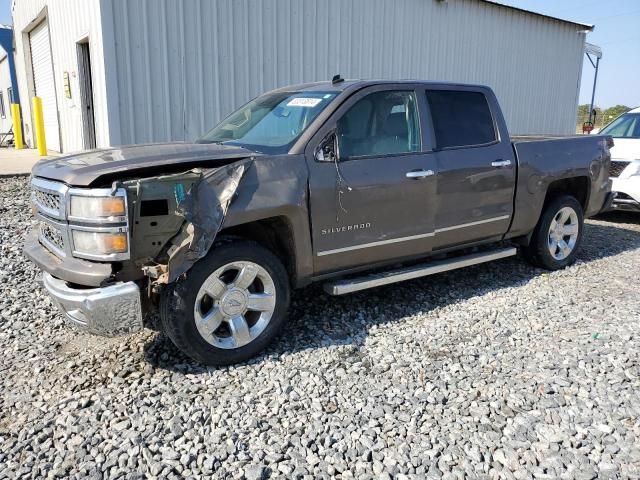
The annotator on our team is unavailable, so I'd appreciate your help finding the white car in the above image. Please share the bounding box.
[600,107,640,212]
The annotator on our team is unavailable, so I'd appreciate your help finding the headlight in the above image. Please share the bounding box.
[72,230,129,257]
[70,195,126,220]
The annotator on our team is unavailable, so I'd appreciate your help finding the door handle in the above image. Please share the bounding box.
[491,159,512,168]
[406,169,435,179]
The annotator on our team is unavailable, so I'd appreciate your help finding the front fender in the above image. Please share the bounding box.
[223,155,313,286]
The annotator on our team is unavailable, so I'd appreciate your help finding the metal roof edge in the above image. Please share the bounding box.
[478,0,594,31]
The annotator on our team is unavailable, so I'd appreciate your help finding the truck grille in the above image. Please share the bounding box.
[33,189,61,213]
[30,178,70,258]
[30,176,131,262]
[31,178,67,219]
[40,221,66,255]
[609,161,629,178]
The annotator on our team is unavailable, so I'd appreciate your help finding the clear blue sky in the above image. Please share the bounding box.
[0,0,637,108]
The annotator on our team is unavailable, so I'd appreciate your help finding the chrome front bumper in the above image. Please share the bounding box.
[43,273,144,337]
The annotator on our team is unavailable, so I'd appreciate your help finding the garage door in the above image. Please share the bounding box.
[29,20,60,152]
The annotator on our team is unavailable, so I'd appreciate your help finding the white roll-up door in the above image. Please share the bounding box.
[29,20,60,152]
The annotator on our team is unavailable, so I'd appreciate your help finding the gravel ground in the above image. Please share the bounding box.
[1,175,640,480]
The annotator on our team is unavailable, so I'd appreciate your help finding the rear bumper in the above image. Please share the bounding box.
[43,273,144,337]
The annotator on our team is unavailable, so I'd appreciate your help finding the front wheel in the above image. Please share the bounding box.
[160,240,290,366]
[523,195,584,270]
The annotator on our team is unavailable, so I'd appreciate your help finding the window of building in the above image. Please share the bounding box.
[337,90,421,158]
[0,91,5,119]
[426,90,496,149]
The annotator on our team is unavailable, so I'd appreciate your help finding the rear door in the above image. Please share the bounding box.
[305,85,438,274]
[425,87,515,249]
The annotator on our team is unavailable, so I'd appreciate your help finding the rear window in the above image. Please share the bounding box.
[426,90,496,149]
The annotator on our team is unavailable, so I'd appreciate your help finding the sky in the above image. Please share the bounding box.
[0,0,636,109]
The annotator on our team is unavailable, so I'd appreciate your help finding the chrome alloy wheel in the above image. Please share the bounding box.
[547,206,580,261]
[194,261,277,349]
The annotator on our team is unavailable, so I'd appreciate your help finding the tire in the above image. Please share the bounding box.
[160,240,290,366]
[523,195,584,270]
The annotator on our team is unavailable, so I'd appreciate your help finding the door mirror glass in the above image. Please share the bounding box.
[315,132,337,162]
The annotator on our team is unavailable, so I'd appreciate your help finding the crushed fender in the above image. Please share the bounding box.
[163,158,253,283]
[121,158,253,285]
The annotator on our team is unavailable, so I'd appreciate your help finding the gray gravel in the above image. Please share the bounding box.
[1,175,640,479]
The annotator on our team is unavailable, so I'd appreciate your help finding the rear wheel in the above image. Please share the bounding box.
[160,240,290,366]
[523,195,584,270]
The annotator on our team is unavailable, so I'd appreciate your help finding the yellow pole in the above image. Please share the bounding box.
[10,104,23,150]
[32,96,47,156]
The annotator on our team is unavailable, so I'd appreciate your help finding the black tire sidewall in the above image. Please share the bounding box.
[531,195,584,270]
[161,241,290,366]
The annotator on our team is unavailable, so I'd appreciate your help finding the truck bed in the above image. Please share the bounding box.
[507,133,612,240]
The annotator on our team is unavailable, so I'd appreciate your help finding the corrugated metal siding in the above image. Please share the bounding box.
[108,0,586,144]
[13,0,110,153]
[14,0,587,149]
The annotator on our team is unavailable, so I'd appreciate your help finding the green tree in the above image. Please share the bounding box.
[577,104,601,122]
[602,105,631,124]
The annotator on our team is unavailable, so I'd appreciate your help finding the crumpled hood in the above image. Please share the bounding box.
[31,142,259,186]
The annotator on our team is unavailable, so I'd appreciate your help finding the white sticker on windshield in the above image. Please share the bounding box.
[287,97,322,108]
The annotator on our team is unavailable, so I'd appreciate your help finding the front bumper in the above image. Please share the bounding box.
[43,273,144,336]
[610,177,640,212]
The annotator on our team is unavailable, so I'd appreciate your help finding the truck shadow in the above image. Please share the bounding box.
[594,211,640,226]
[143,219,640,373]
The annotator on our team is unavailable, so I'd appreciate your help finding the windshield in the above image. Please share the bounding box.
[600,113,640,138]
[197,91,338,154]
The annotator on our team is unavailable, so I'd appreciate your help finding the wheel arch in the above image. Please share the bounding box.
[218,216,298,287]
[511,176,590,247]
[543,176,590,211]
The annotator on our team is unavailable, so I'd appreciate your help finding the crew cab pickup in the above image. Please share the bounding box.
[25,79,614,365]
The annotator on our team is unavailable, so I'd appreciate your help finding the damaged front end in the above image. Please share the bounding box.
[121,158,253,288]
[26,158,253,337]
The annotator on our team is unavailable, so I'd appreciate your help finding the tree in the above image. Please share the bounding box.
[577,104,601,122]
[602,105,631,123]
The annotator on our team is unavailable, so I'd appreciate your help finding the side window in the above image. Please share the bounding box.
[426,90,496,149]
[337,90,420,158]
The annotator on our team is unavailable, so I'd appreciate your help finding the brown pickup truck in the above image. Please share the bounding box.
[25,79,614,365]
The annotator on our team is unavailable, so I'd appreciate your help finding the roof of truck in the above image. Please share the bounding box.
[272,79,490,94]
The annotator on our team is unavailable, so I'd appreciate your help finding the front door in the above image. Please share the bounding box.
[425,88,516,249]
[306,86,437,274]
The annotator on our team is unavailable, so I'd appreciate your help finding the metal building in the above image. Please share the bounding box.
[12,0,594,154]
[0,25,21,140]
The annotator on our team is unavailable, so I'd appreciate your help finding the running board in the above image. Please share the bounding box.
[324,247,517,296]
